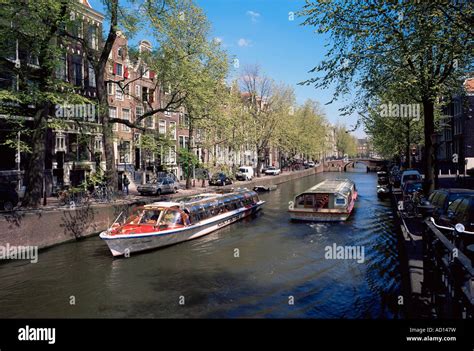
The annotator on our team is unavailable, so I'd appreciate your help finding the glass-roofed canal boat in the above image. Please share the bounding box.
[100,189,265,256]
[288,179,357,222]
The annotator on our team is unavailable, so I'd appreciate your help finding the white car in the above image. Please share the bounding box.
[307,161,316,168]
[236,166,254,181]
[265,167,281,176]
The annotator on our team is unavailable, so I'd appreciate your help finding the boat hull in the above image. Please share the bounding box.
[100,201,265,256]
[288,210,352,222]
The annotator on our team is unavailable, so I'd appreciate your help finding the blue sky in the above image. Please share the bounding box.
[89,0,364,137]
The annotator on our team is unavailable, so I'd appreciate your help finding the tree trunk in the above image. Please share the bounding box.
[97,74,117,191]
[186,120,193,189]
[405,119,412,169]
[22,107,49,207]
[423,99,436,195]
[96,0,118,190]
[256,145,262,177]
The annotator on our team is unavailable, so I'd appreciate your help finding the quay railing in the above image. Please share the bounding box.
[423,219,474,318]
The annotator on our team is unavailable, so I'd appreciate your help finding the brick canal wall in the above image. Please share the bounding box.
[0,201,147,250]
[0,166,322,250]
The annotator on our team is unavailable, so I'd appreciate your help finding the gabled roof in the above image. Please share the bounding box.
[78,0,92,8]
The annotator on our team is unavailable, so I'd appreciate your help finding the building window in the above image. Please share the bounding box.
[55,134,66,152]
[107,82,115,95]
[146,116,154,129]
[142,87,149,102]
[179,136,189,149]
[164,110,171,117]
[94,137,103,153]
[136,106,144,126]
[119,141,131,163]
[118,47,124,59]
[109,107,118,131]
[169,121,176,140]
[122,109,131,132]
[113,63,123,77]
[124,85,130,99]
[179,113,189,128]
[88,62,96,87]
[88,26,98,50]
[116,87,123,100]
[135,84,141,99]
[159,120,166,134]
[169,146,176,164]
[56,54,68,82]
[71,55,83,87]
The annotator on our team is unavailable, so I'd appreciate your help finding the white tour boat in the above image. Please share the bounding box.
[288,179,357,221]
[100,189,265,256]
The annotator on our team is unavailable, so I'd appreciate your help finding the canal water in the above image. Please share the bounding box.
[0,172,403,318]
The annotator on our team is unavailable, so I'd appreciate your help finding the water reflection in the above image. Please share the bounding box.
[0,172,402,318]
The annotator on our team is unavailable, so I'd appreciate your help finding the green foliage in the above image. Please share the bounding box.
[178,147,199,178]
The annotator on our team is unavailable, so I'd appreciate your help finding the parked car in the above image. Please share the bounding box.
[436,195,474,250]
[235,166,254,181]
[425,188,474,219]
[265,167,281,176]
[400,169,422,189]
[307,161,316,168]
[402,180,424,198]
[0,184,19,211]
[209,172,232,186]
[137,177,178,196]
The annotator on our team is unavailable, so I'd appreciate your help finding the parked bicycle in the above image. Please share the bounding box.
[57,187,89,207]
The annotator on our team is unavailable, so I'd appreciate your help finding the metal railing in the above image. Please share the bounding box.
[423,218,474,318]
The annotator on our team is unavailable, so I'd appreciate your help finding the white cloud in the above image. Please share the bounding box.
[238,38,251,47]
[246,10,261,23]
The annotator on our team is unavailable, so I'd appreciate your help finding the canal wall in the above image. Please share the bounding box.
[0,166,322,250]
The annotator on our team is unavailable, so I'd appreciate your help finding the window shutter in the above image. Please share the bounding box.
[124,66,129,79]
[113,63,117,75]
[150,71,155,79]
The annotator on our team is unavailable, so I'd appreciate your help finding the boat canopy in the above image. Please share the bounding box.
[300,179,356,198]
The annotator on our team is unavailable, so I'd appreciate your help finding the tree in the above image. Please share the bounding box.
[0,0,94,207]
[334,125,357,158]
[361,87,423,167]
[275,99,327,162]
[63,0,192,191]
[300,0,473,193]
[150,0,229,188]
[240,65,295,176]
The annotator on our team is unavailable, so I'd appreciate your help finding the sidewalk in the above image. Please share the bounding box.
[7,167,318,213]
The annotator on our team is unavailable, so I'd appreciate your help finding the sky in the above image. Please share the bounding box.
[88,0,365,137]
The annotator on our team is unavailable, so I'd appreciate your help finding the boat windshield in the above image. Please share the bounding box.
[160,209,184,227]
[138,209,162,225]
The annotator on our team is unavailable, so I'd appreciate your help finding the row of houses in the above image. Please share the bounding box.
[436,78,474,175]
[0,0,340,195]
[0,0,279,192]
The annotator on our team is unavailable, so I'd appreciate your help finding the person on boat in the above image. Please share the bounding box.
[140,210,161,224]
[182,210,191,225]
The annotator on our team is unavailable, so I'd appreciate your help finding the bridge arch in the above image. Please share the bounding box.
[344,160,369,172]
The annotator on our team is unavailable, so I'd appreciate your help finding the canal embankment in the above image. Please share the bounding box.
[0,166,322,250]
